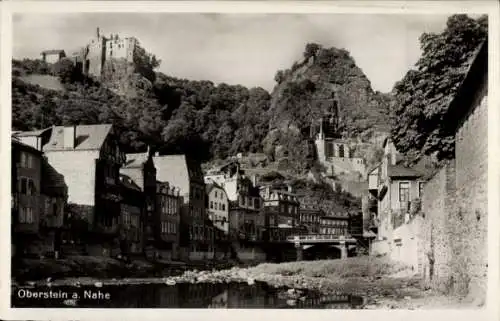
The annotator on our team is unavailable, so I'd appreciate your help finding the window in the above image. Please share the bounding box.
[210,201,213,209]
[215,191,218,198]
[222,204,226,211]
[399,182,410,202]
[19,207,33,223]
[18,177,35,195]
[419,182,425,198]
[20,152,33,168]
[338,144,345,158]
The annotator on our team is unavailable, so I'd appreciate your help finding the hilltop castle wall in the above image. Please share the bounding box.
[76,29,137,81]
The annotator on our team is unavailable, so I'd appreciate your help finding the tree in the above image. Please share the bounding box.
[133,41,162,83]
[52,58,78,83]
[391,14,487,163]
[304,43,321,59]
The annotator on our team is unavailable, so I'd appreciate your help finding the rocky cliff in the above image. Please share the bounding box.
[262,44,393,174]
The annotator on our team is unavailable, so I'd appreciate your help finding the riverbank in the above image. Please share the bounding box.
[13,256,479,309]
[12,255,239,281]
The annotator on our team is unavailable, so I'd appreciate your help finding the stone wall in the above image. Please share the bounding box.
[453,89,488,301]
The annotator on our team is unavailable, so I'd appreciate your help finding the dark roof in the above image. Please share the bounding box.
[119,174,141,192]
[41,49,65,55]
[445,40,488,132]
[123,152,149,168]
[43,124,112,151]
[206,182,225,195]
[12,127,52,137]
[11,137,42,155]
[387,164,423,178]
[41,158,68,197]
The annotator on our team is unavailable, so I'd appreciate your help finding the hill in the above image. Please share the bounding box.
[10,40,397,213]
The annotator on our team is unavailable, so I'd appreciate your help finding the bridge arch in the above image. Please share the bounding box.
[303,244,342,260]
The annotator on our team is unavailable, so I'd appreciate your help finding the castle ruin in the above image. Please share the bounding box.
[71,27,138,79]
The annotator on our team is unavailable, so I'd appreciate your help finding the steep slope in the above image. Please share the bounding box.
[262,44,392,175]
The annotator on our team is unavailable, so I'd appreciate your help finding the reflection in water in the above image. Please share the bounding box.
[12,282,364,309]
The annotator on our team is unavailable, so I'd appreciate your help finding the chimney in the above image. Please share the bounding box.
[63,125,76,149]
[390,143,398,165]
[96,27,100,38]
[252,174,257,187]
[287,185,293,193]
[155,151,160,157]
[146,145,150,156]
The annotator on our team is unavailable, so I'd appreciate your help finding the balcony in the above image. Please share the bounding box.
[94,224,119,235]
[40,216,64,229]
[14,222,39,234]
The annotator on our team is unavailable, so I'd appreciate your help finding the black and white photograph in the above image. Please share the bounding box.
[1,0,498,319]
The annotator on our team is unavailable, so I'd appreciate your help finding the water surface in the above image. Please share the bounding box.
[12,282,365,309]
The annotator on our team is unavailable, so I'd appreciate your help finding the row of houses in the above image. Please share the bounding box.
[11,124,357,262]
[364,40,488,300]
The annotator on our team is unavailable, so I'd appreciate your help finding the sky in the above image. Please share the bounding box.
[12,13,453,93]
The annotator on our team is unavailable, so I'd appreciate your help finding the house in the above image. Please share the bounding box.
[371,137,425,251]
[155,181,182,261]
[41,49,66,64]
[260,183,300,242]
[319,214,349,236]
[42,124,126,256]
[12,127,53,152]
[298,203,323,234]
[153,154,209,261]
[119,150,156,255]
[206,183,229,235]
[205,161,266,262]
[39,157,68,258]
[206,183,231,259]
[118,174,144,257]
[11,138,44,257]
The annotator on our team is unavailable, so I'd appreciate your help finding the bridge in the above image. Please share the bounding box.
[285,234,357,260]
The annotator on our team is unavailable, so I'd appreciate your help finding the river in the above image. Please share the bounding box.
[12,282,365,309]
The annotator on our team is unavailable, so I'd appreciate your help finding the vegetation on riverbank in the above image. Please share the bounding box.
[249,256,408,278]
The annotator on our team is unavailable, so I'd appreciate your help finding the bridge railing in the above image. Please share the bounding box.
[285,234,350,242]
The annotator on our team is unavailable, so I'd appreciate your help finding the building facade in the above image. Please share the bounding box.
[41,50,66,64]
[42,124,126,256]
[206,183,229,234]
[119,150,157,255]
[153,154,210,261]
[11,138,44,256]
[205,161,266,262]
[118,174,144,256]
[298,205,323,234]
[155,181,182,261]
[319,215,349,236]
[260,184,301,242]
[373,138,425,245]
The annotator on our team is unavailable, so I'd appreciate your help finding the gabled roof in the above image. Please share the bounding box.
[445,39,488,132]
[206,182,225,195]
[11,137,43,155]
[12,127,52,137]
[43,124,113,151]
[41,158,68,197]
[123,152,149,168]
[41,49,65,55]
[387,164,423,178]
[119,174,141,192]
[153,154,191,196]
